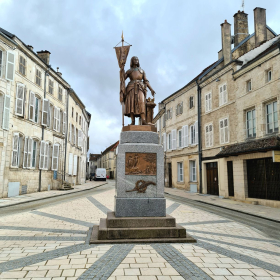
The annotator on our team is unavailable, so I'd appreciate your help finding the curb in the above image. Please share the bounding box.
[0,182,108,209]
[164,192,280,224]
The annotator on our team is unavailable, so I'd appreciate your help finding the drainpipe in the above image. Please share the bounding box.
[39,65,50,192]
[63,89,70,182]
[196,80,203,194]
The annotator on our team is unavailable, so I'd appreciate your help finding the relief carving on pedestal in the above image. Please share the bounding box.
[125,152,156,175]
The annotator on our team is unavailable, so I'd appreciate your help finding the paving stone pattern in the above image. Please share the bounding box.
[0,184,280,279]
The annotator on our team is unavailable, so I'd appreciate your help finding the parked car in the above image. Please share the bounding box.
[94,168,106,181]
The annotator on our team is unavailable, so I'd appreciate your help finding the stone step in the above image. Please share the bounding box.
[98,218,187,240]
[106,212,176,228]
[90,225,196,244]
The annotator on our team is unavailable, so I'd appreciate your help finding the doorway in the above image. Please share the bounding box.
[206,162,219,195]
[168,163,172,188]
[227,161,234,196]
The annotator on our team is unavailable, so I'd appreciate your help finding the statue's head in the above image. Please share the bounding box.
[130,56,140,68]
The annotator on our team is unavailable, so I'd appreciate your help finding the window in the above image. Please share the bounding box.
[32,140,37,168]
[72,107,74,118]
[0,50,2,77]
[178,129,182,148]
[176,102,183,115]
[15,83,25,116]
[47,104,53,129]
[53,107,60,132]
[6,51,15,81]
[69,123,72,143]
[190,96,194,109]
[76,112,78,122]
[168,133,172,150]
[219,84,227,106]
[162,114,166,128]
[36,69,42,87]
[79,116,81,125]
[246,109,256,138]
[220,118,229,144]
[177,162,183,182]
[39,141,49,170]
[23,137,35,169]
[266,101,278,134]
[190,122,198,145]
[52,144,60,171]
[49,79,54,94]
[266,69,272,82]
[19,56,26,76]
[205,93,212,112]
[58,87,63,101]
[190,160,196,182]
[246,80,252,92]
[166,108,172,120]
[205,123,213,147]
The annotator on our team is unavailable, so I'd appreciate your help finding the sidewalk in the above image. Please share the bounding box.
[0,180,108,208]
[164,187,280,222]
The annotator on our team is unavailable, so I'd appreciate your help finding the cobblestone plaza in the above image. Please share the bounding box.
[0,181,279,279]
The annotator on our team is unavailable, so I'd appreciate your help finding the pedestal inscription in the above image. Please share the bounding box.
[125,153,156,175]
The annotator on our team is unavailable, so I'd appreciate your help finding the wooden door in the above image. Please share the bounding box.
[227,161,234,196]
[206,162,219,195]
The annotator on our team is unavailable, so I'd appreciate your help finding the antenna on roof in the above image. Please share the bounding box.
[241,0,244,11]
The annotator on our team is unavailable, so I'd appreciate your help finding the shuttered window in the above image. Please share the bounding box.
[172,129,177,150]
[32,140,37,168]
[69,123,72,143]
[219,84,227,106]
[29,91,35,121]
[39,141,49,170]
[19,56,26,75]
[49,79,54,94]
[63,112,66,134]
[205,93,212,112]
[58,87,63,101]
[52,144,59,171]
[23,137,28,168]
[177,162,183,182]
[27,137,33,168]
[266,101,278,134]
[220,118,229,144]
[15,84,25,116]
[12,133,20,167]
[246,109,256,138]
[205,124,213,147]
[36,69,42,87]
[190,125,195,145]
[190,96,194,109]
[68,153,73,175]
[178,129,182,148]
[73,155,78,175]
[183,125,188,147]
[6,51,15,81]
[190,160,197,182]
[2,94,11,130]
[78,130,82,147]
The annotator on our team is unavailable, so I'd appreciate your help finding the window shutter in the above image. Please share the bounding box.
[73,155,78,175]
[68,153,73,175]
[223,84,227,104]
[23,137,28,168]
[172,129,177,150]
[27,137,33,168]
[42,99,49,126]
[220,120,224,144]
[44,142,49,169]
[6,51,15,81]
[69,124,72,143]
[163,133,166,152]
[12,133,19,167]
[53,107,57,131]
[52,144,59,171]
[63,112,66,134]
[195,121,198,144]
[29,91,35,121]
[78,130,82,147]
[183,125,188,147]
[209,94,212,111]
[181,102,183,114]
[189,126,192,145]
[209,124,213,146]
[2,94,11,130]
[206,125,209,147]
[219,86,223,106]
[39,141,45,169]
[15,84,24,116]
[57,108,60,132]
[224,119,229,143]
[205,95,208,112]
[74,128,76,146]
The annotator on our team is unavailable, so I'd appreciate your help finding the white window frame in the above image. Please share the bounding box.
[31,140,37,169]
[219,117,229,144]
[219,83,228,106]
[19,55,26,76]
[167,133,172,150]
[189,160,197,182]
[36,68,42,87]
[246,79,252,92]
[190,124,195,145]
[182,125,188,147]
[15,83,25,116]
[52,144,60,171]
[178,129,182,148]
[42,99,49,126]
[177,162,183,182]
[189,96,194,109]
[2,94,11,130]
[246,109,256,138]
[205,92,212,112]
[266,101,278,134]
[49,78,54,94]
[11,133,20,167]
[267,69,272,82]
[171,129,177,150]
[6,50,15,81]
[58,87,63,101]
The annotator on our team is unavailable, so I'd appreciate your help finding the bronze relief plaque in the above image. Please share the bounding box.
[125,153,157,175]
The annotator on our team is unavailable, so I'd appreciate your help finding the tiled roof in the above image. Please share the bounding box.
[102,141,119,155]
[89,154,101,161]
[216,136,280,157]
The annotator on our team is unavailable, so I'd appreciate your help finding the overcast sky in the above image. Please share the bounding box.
[1,0,279,154]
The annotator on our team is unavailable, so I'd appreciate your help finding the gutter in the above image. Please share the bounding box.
[63,89,70,182]
[195,80,202,194]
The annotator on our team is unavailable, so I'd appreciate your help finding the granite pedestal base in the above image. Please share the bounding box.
[90,212,197,244]
[115,197,166,217]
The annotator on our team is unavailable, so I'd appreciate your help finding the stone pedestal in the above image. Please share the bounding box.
[91,126,196,244]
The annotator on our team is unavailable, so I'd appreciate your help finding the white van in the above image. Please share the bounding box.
[94,168,107,181]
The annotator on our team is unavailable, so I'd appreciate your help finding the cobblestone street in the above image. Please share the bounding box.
[0,180,279,280]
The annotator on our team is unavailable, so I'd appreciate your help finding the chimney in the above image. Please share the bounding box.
[221,20,232,65]
[27,45,34,51]
[254,7,267,47]
[233,10,249,47]
[37,50,51,65]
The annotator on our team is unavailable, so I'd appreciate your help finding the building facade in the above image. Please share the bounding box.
[154,7,280,207]
[0,27,90,198]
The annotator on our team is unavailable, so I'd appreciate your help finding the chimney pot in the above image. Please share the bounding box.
[254,7,267,47]
[233,9,249,47]
[37,50,51,65]
[221,20,232,65]
[27,45,33,51]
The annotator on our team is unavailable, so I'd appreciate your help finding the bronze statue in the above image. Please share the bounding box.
[124,56,156,125]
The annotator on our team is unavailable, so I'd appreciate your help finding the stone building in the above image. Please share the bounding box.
[0,27,90,198]
[98,141,119,179]
[154,7,280,207]
[88,153,101,175]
